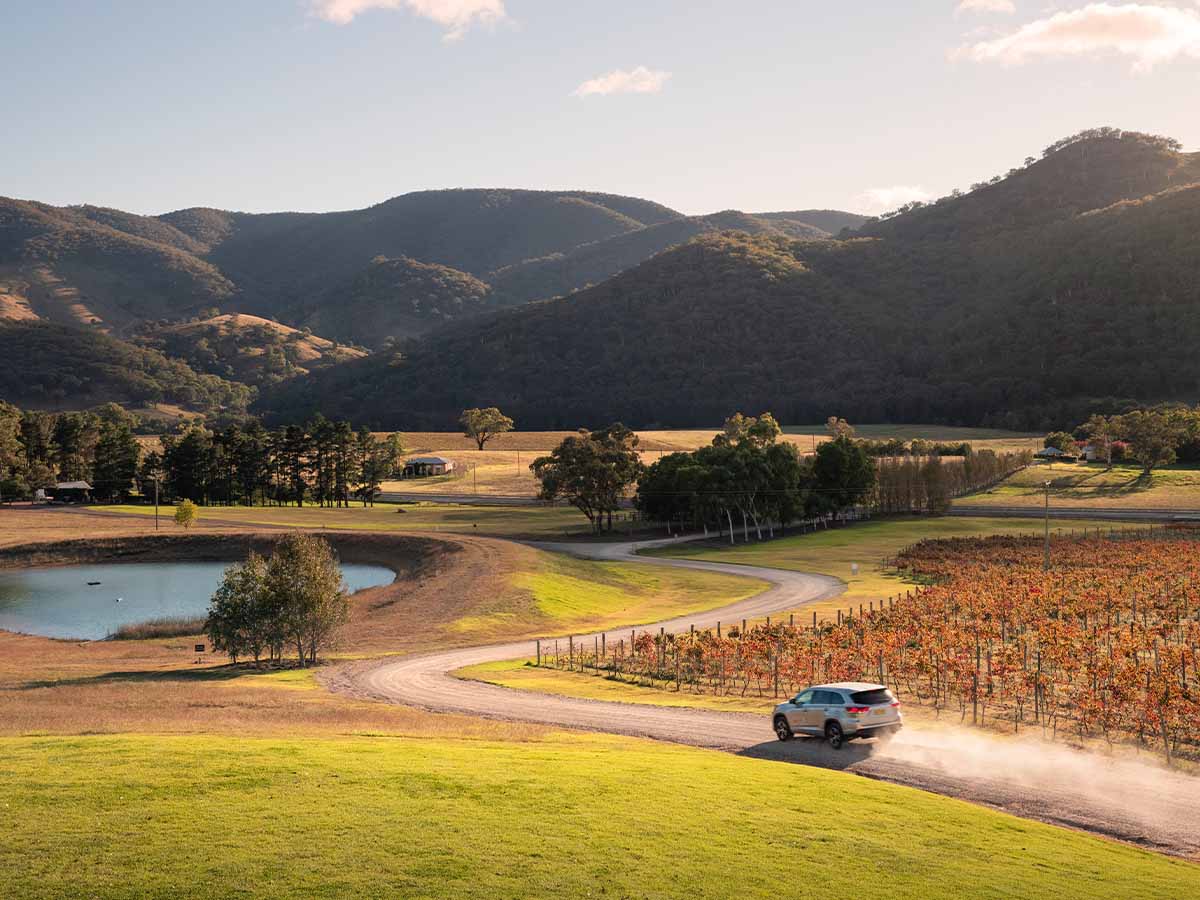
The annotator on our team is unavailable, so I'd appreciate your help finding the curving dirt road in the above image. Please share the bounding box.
[328,537,1200,860]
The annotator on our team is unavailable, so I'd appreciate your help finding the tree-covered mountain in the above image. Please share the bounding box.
[0,320,252,415]
[0,186,858,367]
[0,198,234,331]
[258,130,1200,432]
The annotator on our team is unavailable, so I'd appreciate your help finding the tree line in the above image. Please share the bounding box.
[0,402,141,501]
[0,400,407,507]
[1056,406,1200,473]
[533,413,1030,537]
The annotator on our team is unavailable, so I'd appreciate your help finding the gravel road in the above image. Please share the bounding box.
[328,536,1200,860]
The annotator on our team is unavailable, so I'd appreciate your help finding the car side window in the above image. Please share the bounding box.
[794,690,814,705]
[818,691,842,705]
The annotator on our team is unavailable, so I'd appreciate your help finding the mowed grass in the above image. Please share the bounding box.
[458,658,777,714]
[94,501,595,538]
[2,734,1196,900]
[963,461,1200,510]
[451,554,769,637]
[646,516,1121,623]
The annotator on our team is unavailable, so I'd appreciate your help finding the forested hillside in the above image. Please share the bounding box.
[0,188,855,351]
[0,320,252,414]
[260,130,1200,431]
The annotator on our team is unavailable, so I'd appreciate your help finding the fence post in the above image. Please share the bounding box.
[812,611,817,630]
[536,639,541,667]
[569,635,574,671]
[789,613,794,628]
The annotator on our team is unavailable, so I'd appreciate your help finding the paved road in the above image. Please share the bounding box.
[328,536,1200,859]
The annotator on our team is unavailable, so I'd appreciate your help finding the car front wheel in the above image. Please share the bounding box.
[773,716,793,742]
[826,721,844,750]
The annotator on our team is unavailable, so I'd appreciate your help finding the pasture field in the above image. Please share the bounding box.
[2,733,1196,900]
[961,461,1200,510]
[375,424,1038,497]
[94,501,599,538]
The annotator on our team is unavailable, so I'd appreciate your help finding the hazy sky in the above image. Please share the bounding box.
[4,1,1199,216]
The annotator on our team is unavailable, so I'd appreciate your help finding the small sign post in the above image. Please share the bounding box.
[194,643,205,664]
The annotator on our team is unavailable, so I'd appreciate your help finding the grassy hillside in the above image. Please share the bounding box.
[3,734,1195,899]
[0,320,252,413]
[262,131,1200,431]
[134,314,365,386]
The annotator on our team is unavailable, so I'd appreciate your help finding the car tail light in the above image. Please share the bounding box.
[845,706,869,714]
[891,701,901,707]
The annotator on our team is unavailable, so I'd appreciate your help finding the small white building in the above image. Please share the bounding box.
[402,456,455,478]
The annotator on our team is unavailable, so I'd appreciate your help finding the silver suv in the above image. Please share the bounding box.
[773,682,902,749]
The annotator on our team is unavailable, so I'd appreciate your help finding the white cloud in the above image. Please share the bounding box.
[311,0,506,40]
[957,0,1017,13]
[573,66,671,97]
[859,185,933,214]
[952,3,1200,72]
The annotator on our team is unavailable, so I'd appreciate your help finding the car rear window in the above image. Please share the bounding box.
[850,688,894,705]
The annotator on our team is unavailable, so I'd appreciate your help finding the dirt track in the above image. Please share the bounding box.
[328,537,1200,860]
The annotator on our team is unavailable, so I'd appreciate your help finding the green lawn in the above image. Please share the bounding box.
[95,501,595,538]
[457,657,777,714]
[645,516,1121,622]
[2,734,1195,900]
[450,553,769,638]
[962,462,1200,510]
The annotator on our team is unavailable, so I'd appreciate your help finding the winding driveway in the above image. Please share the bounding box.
[329,536,1200,860]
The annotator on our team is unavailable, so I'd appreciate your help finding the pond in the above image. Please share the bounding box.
[0,561,395,641]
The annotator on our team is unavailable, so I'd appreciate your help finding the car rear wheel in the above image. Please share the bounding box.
[825,721,844,750]
[773,716,793,742]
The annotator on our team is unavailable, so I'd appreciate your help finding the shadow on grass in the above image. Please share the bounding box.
[15,663,305,691]
[738,734,882,772]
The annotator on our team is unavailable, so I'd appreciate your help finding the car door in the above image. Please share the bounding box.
[785,689,814,731]
[813,690,842,731]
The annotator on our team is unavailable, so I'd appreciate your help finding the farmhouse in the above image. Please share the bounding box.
[1034,447,1077,462]
[48,481,94,502]
[402,456,455,478]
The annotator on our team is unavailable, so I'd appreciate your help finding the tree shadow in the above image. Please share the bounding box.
[1046,468,1153,500]
[14,664,284,691]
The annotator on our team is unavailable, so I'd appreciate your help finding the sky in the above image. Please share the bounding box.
[3,0,1199,217]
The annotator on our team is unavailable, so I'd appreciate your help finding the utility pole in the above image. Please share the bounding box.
[1043,480,1051,571]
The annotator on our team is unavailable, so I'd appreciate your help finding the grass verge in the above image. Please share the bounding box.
[1,734,1195,899]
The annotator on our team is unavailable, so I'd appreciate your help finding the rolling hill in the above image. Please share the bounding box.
[258,129,1200,432]
[133,314,366,388]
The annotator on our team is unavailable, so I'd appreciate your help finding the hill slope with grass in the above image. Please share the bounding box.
[133,313,366,387]
[261,130,1200,431]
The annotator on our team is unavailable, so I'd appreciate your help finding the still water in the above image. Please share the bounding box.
[0,562,394,640]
